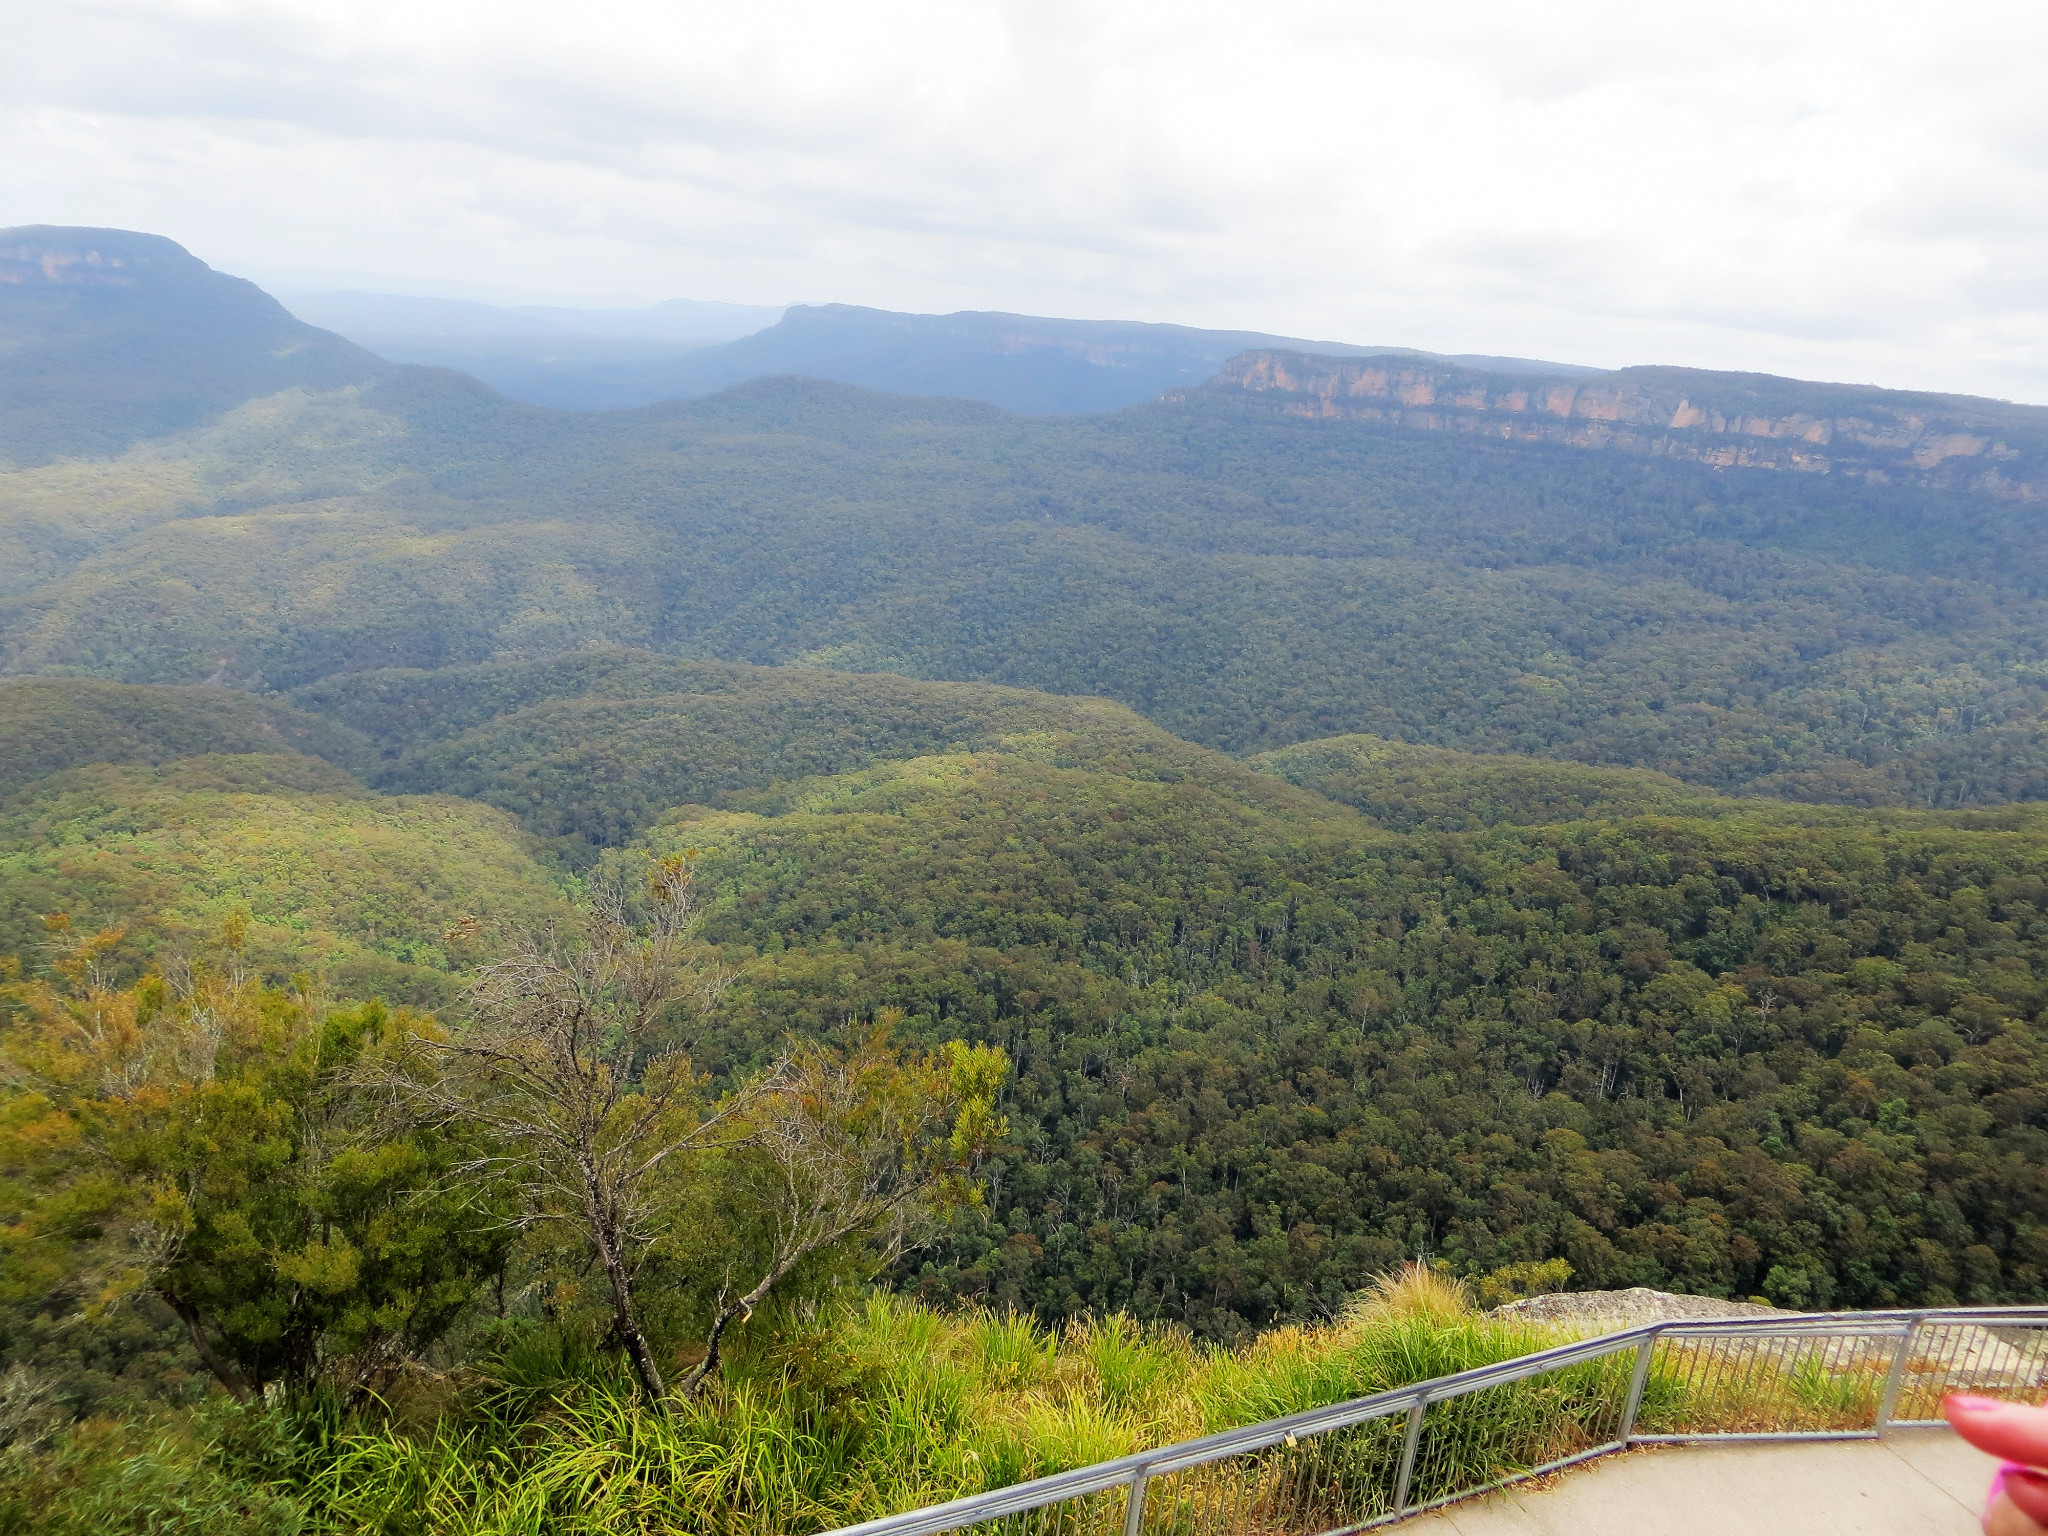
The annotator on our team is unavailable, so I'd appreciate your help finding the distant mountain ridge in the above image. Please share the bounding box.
[279,290,784,342]
[610,303,1603,416]
[13,222,2048,475]
[18,222,2048,808]
[0,225,388,464]
[1205,350,2048,500]
[284,284,1603,413]
[13,222,2048,1407]
[274,289,785,411]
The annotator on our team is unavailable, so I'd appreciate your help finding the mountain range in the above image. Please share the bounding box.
[8,219,2048,1399]
[280,283,1603,413]
[0,226,389,462]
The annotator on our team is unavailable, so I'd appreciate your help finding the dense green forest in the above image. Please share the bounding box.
[0,679,555,1000]
[657,737,2048,1327]
[11,357,2048,801]
[1247,734,1731,831]
[292,651,1244,854]
[14,670,2048,1338]
[10,228,2048,1531]
[11,665,2048,1531]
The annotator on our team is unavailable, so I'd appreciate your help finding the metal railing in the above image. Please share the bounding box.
[823,1306,2048,1536]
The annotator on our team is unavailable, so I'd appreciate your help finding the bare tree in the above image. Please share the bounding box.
[677,1024,1009,1396]
[400,854,737,1403]
[394,855,1009,1408]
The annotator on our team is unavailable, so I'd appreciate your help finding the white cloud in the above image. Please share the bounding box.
[5,0,2048,399]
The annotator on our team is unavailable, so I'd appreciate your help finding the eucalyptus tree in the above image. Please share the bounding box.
[407,855,1007,1404]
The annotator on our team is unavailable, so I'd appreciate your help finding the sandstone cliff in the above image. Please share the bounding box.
[1201,351,2048,499]
[0,225,387,464]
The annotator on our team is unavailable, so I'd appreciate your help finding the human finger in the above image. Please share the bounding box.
[1947,1396,2048,1467]
[1988,1491,2048,1536]
[2005,1469,2048,1528]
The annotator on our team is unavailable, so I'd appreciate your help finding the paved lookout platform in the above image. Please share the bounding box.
[1408,1428,1992,1536]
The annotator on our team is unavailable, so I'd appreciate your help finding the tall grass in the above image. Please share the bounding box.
[0,1399,311,1536]
[300,1265,1573,1536]
[4,1268,1901,1535]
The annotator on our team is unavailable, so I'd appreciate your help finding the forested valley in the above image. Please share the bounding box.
[7,226,2048,1532]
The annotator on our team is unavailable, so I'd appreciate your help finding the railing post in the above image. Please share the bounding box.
[1120,1465,1149,1536]
[1875,1314,1924,1437]
[1393,1394,1427,1515]
[1618,1329,1658,1446]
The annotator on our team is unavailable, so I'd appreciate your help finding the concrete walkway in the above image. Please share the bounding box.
[1407,1429,1993,1536]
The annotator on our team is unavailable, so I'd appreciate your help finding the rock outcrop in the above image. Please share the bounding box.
[1494,1288,1785,1332]
[1203,350,2048,500]
[0,225,388,464]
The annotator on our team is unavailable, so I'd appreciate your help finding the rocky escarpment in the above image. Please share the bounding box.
[1204,350,2048,499]
[1494,1288,1785,1333]
[0,225,388,464]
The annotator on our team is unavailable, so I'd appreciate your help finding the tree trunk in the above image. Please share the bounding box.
[166,1295,255,1404]
[678,1248,804,1397]
[595,1228,667,1405]
[679,1300,740,1399]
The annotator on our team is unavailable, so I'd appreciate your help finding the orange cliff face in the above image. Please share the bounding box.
[1201,351,2046,500]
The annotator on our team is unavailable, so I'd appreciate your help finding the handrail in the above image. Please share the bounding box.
[821,1304,2048,1536]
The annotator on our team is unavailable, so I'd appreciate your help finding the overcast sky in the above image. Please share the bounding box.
[6,0,2048,400]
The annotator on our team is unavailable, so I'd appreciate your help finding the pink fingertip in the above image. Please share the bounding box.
[1947,1393,2008,1413]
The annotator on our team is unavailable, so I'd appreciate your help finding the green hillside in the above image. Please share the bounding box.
[1249,733,1734,829]
[0,679,557,998]
[8,361,2048,801]
[17,669,2048,1336]
[0,750,561,1002]
[615,734,2048,1331]
[298,649,1319,851]
[9,234,2048,1529]
[0,227,388,464]
[0,676,370,795]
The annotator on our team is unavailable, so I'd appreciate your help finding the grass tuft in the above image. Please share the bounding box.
[0,1274,1923,1534]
